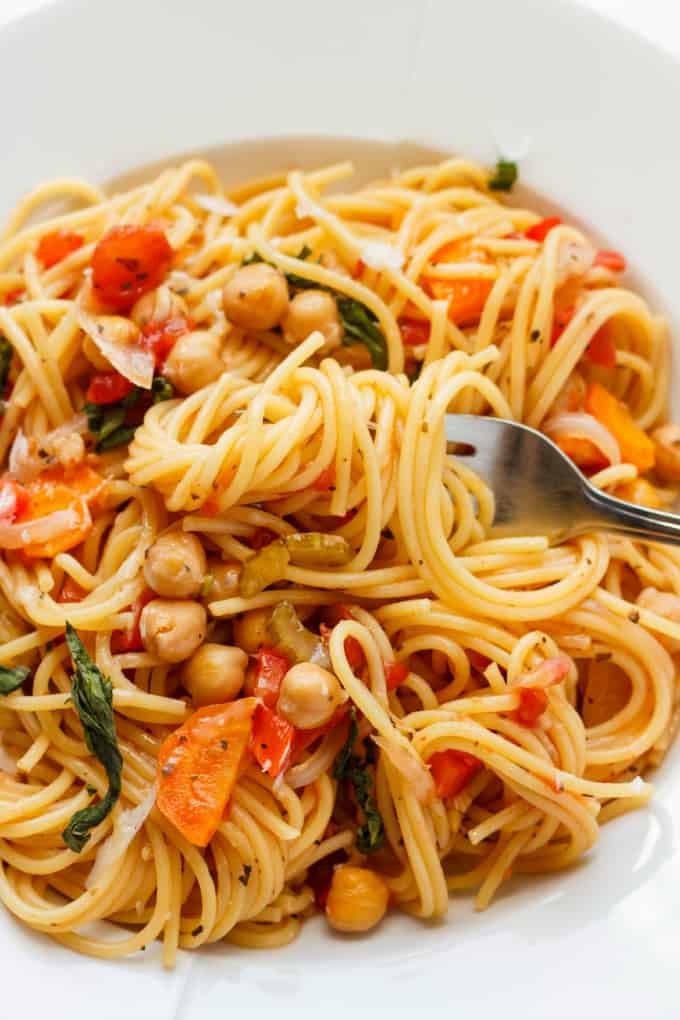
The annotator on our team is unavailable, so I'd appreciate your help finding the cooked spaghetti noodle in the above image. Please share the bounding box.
[0,155,678,965]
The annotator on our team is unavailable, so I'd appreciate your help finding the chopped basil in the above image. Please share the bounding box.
[151,375,175,403]
[62,623,122,853]
[488,159,518,192]
[0,664,30,695]
[337,297,388,371]
[332,708,384,854]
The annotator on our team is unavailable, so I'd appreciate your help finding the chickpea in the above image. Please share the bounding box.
[144,532,207,598]
[130,285,187,329]
[276,662,346,730]
[163,330,224,394]
[325,866,389,933]
[98,316,140,347]
[222,263,289,331]
[182,643,247,706]
[206,560,241,600]
[282,290,342,351]
[140,599,207,663]
[233,608,271,654]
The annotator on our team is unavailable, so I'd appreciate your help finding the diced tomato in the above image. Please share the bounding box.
[593,250,626,273]
[141,316,193,369]
[513,687,548,727]
[585,325,616,368]
[250,702,296,777]
[111,589,154,653]
[91,224,173,312]
[0,478,29,523]
[311,465,336,491]
[352,259,365,279]
[249,527,278,551]
[36,229,84,269]
[291,704,350,761]
[321,604,365,672]
[157,698,257,846]
[429,749,481,799]
[384,660,409,691]
[525,217,562,243]
[57,577,87,603]
[86,371,135,405]
[422,241,494,327]
[251,648,291,709]
[398,318,430,346]
[2,288,23,306]
[466,649,491,672]
[551,305,575,346]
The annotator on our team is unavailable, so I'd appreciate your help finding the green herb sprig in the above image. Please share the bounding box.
[333,708,384,854]
[62,624,122,853]
[489,159,518,192]
[0,665,30,695]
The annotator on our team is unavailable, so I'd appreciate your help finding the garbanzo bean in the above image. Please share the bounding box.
[282,290,342,350]
[325,866,389,933]
[140,599,207,664]
[144,532,207,598]
[182,643,247,706]
[276,662,346,729]
[222,263,289,331]
[163,330,224,394]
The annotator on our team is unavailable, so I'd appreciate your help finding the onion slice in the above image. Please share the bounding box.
[556,242,595,285]
[0,505,87,550]
[86,783,158,889]
[373,734,435,804]
[9,415,89,483]
[193,194,239,217]
[544,412,621,466]
[76,306,154,390]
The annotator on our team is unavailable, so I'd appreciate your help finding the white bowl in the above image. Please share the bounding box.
[2,2,680,1018]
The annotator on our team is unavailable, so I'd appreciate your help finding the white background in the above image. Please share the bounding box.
[2,0,680,57]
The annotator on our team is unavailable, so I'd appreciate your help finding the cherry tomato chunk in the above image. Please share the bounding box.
[91,225,172,311]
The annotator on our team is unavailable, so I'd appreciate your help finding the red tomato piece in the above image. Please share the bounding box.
[57,577,87,603]
[352,259,365,279]
[311,465,336,491]
[36,229,84,269]
[0,478,29,522]
[398,318,430,346]
[86,371,136,405]
[141,316,193,369]
[251,648,291,709]
[466,649,491,672]
[291,704,350,761]
[585,325,616,368]
[111,590,154,653]
[91,225,173,311]
[384,660,409,691]
[593,250,626,272]
[551,305,575,346]
[429,749,481,799]
[250,702,296,777]
[513,687,548,727]
[525,217,562,242]
[2,288,23,306]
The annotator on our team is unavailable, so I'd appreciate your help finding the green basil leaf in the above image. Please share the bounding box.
[337,296,388,370]
[488,159,518,192]
[0,665,30,695]
[151,375,175,404]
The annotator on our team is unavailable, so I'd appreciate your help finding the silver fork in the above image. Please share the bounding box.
[445,414,680,545]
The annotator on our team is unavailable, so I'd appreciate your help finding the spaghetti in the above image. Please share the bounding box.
[0,155,677,965]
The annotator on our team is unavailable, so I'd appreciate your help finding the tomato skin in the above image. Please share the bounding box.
[86,371,135,405]
[585,326,616,368]
[525,217,561,242]
[111,590,154,653]
[91,225,173,311]
[0,478,29,522]
[141,316,193,368]
[250,703,296,777]
[429,749,481,799]
[37,229,84,268]
[384,660,409,690]
[513,687,548,727]
[251,648,291,709]
[398,318,430,346]
[593,249,626,272]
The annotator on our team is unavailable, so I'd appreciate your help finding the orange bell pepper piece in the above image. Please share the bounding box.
[421,241,493,326]
[585,382,655,472]
[157,698,257,847]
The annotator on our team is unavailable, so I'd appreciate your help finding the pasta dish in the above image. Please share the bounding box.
[0,154,677,964]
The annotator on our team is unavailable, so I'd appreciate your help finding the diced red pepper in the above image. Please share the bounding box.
[57,577,87,603]
[36,229,84,269]
[141,316,193,369]
[251,648,291,709]
[111,590,154,653]
[384,660,409,691]
[0,478,29,523]
[593,250,626,273]
[585,325,616,368]
[513,686,548,727]
[525,217,562,243]
[311,465,336,491]
[398,317,430,347]
[249,527,278,551]
[250,702,296,777]
[429,749,481,799]
[86,371,136,405]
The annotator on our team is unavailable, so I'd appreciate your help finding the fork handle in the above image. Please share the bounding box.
[583,485,680,546]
